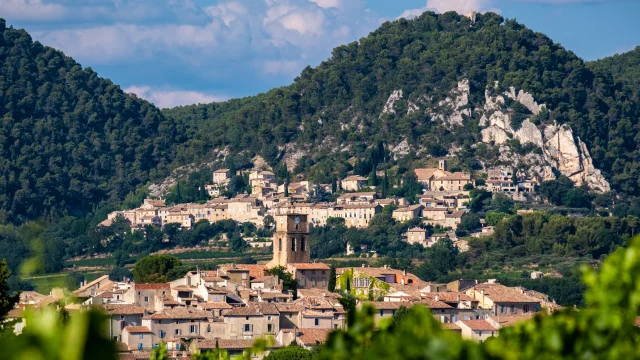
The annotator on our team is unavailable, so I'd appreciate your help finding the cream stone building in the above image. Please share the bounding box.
[340,175,368,191]
[405,227,427,246]
[392,204,424,222]
[267,214,310,268]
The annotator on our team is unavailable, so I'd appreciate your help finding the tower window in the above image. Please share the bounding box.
[301,238,305,252]
[291,237,296,251]
[279,239,282,251]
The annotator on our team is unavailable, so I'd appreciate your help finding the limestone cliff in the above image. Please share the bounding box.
[479,85,610,192]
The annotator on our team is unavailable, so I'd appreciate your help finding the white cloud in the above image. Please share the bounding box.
[262,60,304,76]
[3,0,66,21]
[426,0,493,14]
[309,0,342,8]
[398,8,428,19]
[124,85,227,108]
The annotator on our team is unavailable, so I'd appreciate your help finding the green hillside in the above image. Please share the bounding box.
[163,12,639,195]
[588,46,640,98]
[0,19,184,224]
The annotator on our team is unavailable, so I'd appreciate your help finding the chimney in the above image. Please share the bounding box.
[362,264,365,268]
[457,295,460,302]
[322,292,326,297]
[435,294,439,302]
[403,269,406,276]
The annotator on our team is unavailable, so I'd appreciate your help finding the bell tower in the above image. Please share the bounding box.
[267,214,310,268]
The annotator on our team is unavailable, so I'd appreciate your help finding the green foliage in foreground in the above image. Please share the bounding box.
[4,236,640,359]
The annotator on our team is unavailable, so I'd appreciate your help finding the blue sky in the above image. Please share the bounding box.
[4,0,639,108]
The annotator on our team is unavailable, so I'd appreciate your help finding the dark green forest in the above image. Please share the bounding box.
[587,46,640,98]
[2,13,640,225]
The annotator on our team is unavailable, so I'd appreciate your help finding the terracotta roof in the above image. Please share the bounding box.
[135,283,170,290]
[171,285,195,291]
[365,301,413,310]
[199,302,233,310]
[146,307,210,320]
[438,172,471,181]
[488,313,535,328]
[288,263,330,270]
[297,329,331,346]
[202,276,225,282]
[73,275,110,295]
[219,264,267,278]
[294,296,337,310]
[421,207,449,212]
[302,310,334,317]
[117,354,135,360]
[460,320,497,331]
[407,227,426,233]
[441,323,461,330]
[104,304,144,315]
[226,303,279,316]
[446,211,465,219]
[419,298,453,309]
[422,292,474,303]
[297,289,340,299]
[124,326,152,333]
[414,168,441,181]
[214,169,230,173]
[276,303,304,312]
[250,275,275,283]
[473,284,541,303]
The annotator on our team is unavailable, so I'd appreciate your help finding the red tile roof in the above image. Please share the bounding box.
[288,263,330,270]
[123,326,152,333]
[460,320,497,331]
[297,329,331,346]
[474,284,541,303]
[104,304,144,315]
[135,283,170,290]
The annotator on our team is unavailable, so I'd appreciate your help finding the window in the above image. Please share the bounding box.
[158,331,165,339]
[138,343,143,350]
[144,296,149,303]
[278,239,282,251]
[174,329,181,336]
[380,310,384,316]
[354,277,370,288]
[138,292,141,296]
[322,280,326,287]
[241,273,247,280]
[301,238,305,251]
[291,238,296,251]
[510,305,515,314]
[244,324,252,332]
[207,325,211,333]
[190,325,197,333]
[478,331,482,336]
[267,316,272,321]
[500,305,506,314]
[314,318,319,326]
[311,278,316,286]
[333,324,339,329]
[139,334,144,339]
[523,305,529,313]
[120,315,125,320]
[246,317,249,320]
[268,324,273,332]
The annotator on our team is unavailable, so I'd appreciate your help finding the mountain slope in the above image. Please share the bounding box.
[163,12,639,195]
[588,46,640,98]
[0,19,184,223]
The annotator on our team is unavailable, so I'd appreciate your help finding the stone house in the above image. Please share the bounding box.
[466,283,541,316]
[456,319,498,343]
[392,204,424,222]
[335,266,422,300]
[340,176,368,191]
[104,304,145,342]
[213,169,231,184]
[124,283,170,313]
[223,303,280,340]
[121,326,154,350]
[405,227,428,246]
[142,307,211,345]
[287,263,330,289]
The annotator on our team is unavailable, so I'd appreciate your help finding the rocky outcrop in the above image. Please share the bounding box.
[505,87,546,115]
[382,90,403,115]
[430,80,471,126]
[479,84,610,192]
[407,101,419,114]
[392,139,410,160]
[515,119,544,148]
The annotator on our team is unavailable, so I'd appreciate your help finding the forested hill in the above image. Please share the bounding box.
[588,46,640,97]
[163,11,639,196]
[0,19,184,224]
[2,12,640,225]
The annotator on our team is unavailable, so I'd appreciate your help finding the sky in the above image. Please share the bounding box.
[3,0,639,108]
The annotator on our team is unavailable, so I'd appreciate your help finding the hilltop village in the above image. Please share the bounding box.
[8,213,560,359]
[99,159,547,254]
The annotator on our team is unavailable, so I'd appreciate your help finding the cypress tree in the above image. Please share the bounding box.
[328,264,337,292]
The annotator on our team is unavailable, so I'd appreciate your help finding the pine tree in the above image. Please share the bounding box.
[199,180,207,201]
[382,170,389,197]
[175,181,183,203]
[332,177,337,194]
[369,165,378,187]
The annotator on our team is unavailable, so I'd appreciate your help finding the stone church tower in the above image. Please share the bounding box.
[267,214,310,268]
